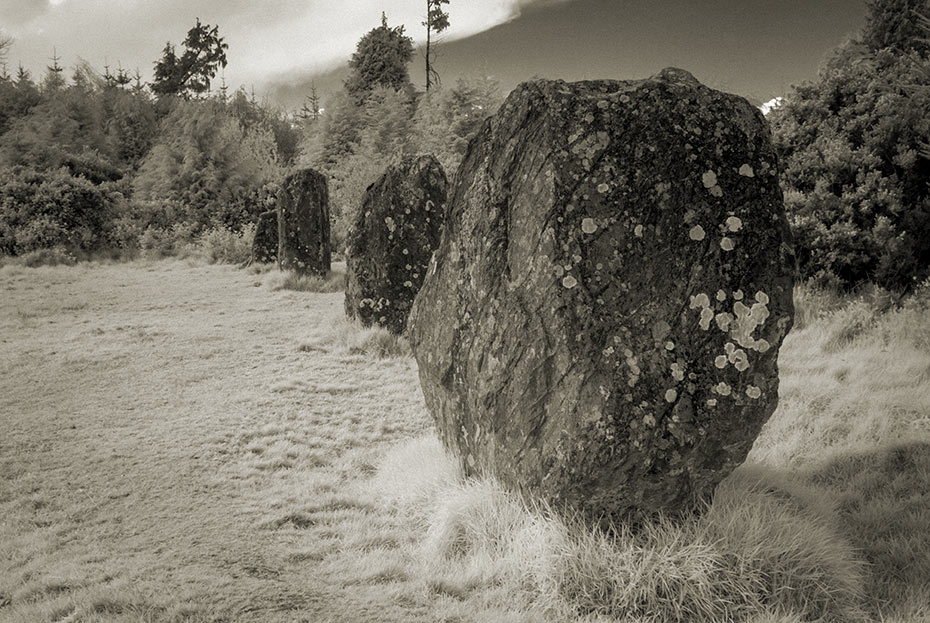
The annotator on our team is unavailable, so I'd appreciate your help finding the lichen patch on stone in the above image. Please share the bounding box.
[689,225,706,241]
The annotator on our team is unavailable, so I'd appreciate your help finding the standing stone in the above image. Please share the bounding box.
[345,155,448,335]
[277,168,331,275]
[408,69,796,525]
[250,210,278,264]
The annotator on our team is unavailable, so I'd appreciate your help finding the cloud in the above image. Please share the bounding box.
[0,0,558,96]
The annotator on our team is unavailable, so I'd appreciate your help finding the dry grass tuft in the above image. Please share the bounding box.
[299,316,410,358]
[262,261,345,293]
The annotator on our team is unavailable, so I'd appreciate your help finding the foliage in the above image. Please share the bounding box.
[412,76,502,175]
[345,13,415,101]
[151,18,228,99]
[133,99,282,232]
[0,166,127,255]
[770,25,930,290]
[862,0,930,55]
[423,0,451,91]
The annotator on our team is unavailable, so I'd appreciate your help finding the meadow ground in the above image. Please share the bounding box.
[1,260,929,622]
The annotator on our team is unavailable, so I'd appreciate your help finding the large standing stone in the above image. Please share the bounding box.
[250,210,278,264]
[345,155,448,335]
[408,69,796,525]
[277,168,331,275]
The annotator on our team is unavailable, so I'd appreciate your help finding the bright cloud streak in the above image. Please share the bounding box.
[0,0,545,92]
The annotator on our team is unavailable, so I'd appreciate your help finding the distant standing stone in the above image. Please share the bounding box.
[345,155,448,335]
[408,69,796,525]
[250,210,278,264]
[277,169,331,275]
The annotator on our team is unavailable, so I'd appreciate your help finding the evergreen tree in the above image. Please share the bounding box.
[770,2,930,290]
[423,0,450,91]
[345,13,415,101]
[151,18,228,98]
[42,48,66,93]
[862,0,930,55]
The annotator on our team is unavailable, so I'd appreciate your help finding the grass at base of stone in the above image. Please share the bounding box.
[262,262,346,293]
[371,437,870,623]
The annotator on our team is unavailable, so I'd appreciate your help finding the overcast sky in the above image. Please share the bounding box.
[1,0,867,106]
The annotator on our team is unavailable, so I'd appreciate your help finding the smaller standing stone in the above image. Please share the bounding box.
[345,155,448,334]
[250,210,278,264]
[277,168,331,276]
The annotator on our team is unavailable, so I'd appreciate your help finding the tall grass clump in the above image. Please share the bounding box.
[373,438,869,622]
[263,263,345,293]
[298,315,409,359]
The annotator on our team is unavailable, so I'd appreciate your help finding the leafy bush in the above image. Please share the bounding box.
[0,166,125,256]
[198,224,255,264]
[770,41,930,291]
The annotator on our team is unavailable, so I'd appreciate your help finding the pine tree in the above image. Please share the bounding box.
[151,18,228,98]
[862,0,930,55]
[43,48,66,93]
[345,13,415,101]
[423,0,450,91]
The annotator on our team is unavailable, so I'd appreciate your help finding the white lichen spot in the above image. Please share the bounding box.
[384,216,396,232]
[597,182,609,194]
[562,275,578,289]
[756,339,771,352]
[720,237,735,251]
[665,388,678,403]
[402,248,409,255]
[710,185,723,198]
[755,291,769,305]
[670,362,685,381]
[706,398,718,407]
[699,307,714,331]
[665,341,675,351]
[714,312,733,331]
[689,293,710,309]
[724,342,736,355]
[702,170,717,188]
[643,414,656,427]
[716,289,727,302]
[714,382,732,396]
[733,289,744,300]
[746,385,762,399]
[581,217,598,234]
[403,280,413,288]
[714,355,728,369]
[725,216,743,232]
[689,225,706,241]
[634,224,644,237]
[738,163,755,177]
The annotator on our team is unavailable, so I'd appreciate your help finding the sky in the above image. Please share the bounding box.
[1,0,867,108]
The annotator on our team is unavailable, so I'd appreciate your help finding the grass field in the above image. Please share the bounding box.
[1,260,929,622]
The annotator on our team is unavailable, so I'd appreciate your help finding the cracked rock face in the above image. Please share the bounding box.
[408,69,796,525]
[345,155,448,335]
[277,168,331,276]
[251,210,278,264]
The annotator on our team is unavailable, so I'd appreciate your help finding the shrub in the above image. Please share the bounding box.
[0,166,123,256]
[198,224,255,264]
[770,42,930,291]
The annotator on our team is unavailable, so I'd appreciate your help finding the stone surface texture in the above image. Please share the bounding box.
[408,69,796,524]
[345,155,448,334]
[251,210,278,264]
[277,168,331,275]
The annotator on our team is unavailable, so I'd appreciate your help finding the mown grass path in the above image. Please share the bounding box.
[1,261,432,622]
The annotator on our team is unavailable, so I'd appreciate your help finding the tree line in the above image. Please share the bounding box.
[0,7,500,261]
[2,0,930,293]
